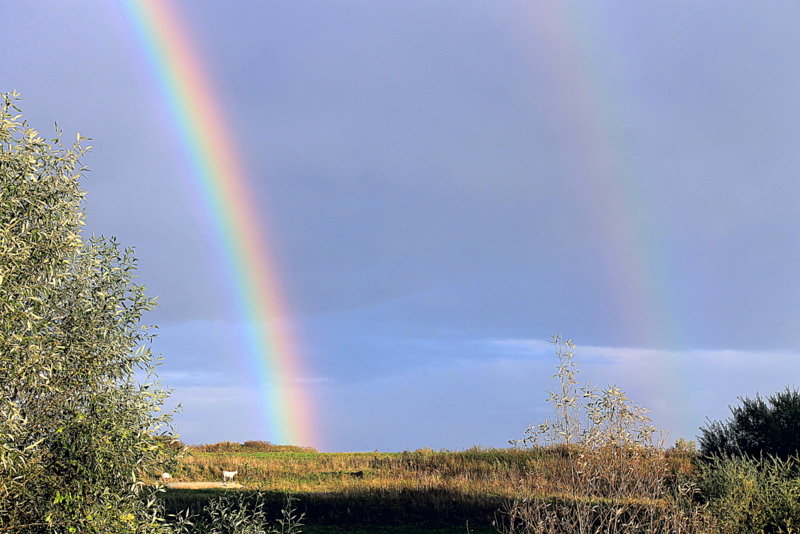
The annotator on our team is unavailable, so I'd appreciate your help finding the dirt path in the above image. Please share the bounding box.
[166,481,244,489]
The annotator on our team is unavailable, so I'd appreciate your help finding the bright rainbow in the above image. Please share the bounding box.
[119,0,316,448]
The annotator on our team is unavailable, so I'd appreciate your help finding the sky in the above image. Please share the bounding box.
[4,1,800,452]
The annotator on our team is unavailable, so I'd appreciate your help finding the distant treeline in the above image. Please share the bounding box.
[187,440,318,454]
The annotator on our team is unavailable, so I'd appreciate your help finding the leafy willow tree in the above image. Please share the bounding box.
[0,92,177,532]
[699,387,800,459]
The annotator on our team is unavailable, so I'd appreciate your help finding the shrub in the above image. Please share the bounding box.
[168,493,304,534]
[699,387,800,459]
[699,454,800,534]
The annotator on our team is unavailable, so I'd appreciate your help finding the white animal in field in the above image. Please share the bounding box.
[222,470,238,483]
[160,472,172,483]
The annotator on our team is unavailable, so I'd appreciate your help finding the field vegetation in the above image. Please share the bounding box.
[158,443,697,532]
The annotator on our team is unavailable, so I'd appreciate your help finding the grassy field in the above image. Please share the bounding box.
[157,442,695,533]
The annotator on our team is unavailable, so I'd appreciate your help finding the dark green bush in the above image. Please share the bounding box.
[699,388,800,459]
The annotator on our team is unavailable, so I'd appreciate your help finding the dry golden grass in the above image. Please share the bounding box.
[153,442,704,531]
[167,444,696,501]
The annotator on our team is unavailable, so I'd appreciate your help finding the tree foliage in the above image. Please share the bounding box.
[699,387,800,459]
[0,92,176,532]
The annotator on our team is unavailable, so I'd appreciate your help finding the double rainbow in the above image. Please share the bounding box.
[120,0,316,448]
[120,1,681,446]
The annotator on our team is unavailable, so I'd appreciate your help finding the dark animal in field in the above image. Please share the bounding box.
[349,470,364,478]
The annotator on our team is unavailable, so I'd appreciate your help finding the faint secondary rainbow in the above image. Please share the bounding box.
[119,0,317,448]
[510,4,683,432]
[519,3,679,348]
